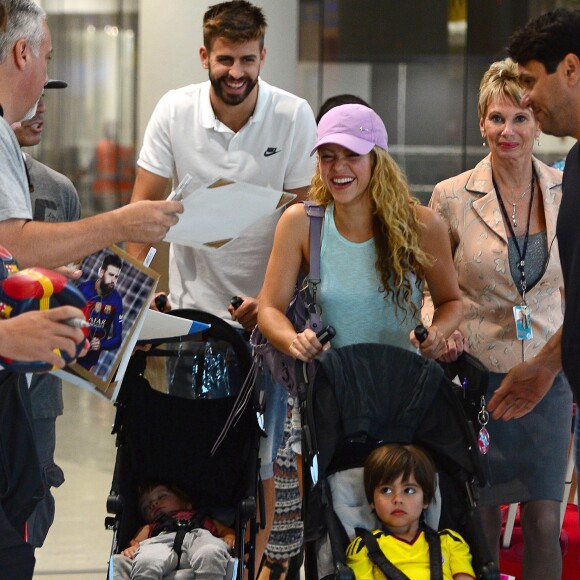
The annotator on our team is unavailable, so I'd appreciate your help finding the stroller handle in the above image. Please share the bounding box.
[316,325,335,345]
[414,324,429,343]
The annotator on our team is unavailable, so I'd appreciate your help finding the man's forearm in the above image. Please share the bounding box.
[4,213,121,269]
[0,200,181,269]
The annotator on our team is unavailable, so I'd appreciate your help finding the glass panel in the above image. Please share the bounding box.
[30,5,137,216]
[299,0,577,204]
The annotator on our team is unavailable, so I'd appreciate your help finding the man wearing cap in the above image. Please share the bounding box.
[12,79,82,550]
[0,2,180,575]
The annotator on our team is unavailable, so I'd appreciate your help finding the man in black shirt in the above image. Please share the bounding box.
[488,6,580,506]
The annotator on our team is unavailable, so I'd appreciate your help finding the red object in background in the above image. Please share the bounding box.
[500,504,579,579]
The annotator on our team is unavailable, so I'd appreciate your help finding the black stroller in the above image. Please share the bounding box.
[296,342,500,580]
[104,309,261,580]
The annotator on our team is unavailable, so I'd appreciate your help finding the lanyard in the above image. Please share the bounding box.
[492,170,535,303]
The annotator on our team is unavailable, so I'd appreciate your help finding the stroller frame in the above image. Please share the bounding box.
[104,309,261,580]
[296,343,500,580]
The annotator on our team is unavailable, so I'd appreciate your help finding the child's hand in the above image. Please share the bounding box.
[223,532,235,550]
[121,543,140,559]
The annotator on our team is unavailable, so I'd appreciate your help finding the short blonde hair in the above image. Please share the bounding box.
[477,58,524,119]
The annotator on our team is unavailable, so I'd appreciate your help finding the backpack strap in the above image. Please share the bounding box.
[354,525,444,580]
[354,528,411,580]
[304,201,324,284]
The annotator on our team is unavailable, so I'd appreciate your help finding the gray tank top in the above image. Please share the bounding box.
[318,203,422,350]
[508,231,549,290]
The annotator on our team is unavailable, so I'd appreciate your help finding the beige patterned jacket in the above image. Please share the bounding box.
[425,154,564,373]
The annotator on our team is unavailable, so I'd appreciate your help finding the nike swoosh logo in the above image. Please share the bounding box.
[264,147,281,157]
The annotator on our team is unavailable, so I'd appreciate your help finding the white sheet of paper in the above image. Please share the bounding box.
[138,309,210,341]
[107,311,149,402]
[164,178,295,248]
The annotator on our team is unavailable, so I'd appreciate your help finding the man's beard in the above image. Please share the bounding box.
[98,279,115,296]
[209,72,258,106]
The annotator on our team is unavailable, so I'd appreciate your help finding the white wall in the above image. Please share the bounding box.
[137,0,300,145]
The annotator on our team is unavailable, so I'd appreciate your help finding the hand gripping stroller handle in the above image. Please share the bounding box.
[316,325,335,345]
[295,326,336,489]
[230,295,243,310]
[295,326,335,400]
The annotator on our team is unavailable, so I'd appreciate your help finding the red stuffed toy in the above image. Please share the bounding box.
[0,247,87,372]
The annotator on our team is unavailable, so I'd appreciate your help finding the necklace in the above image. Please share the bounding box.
[506,179,533,228]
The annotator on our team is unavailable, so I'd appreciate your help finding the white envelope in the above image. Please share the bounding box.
[164,178,295,248]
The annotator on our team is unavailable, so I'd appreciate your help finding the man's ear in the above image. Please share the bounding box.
[200,45,209,69]
[563,53,580,86]
[260,46,266,66]
[13,38,29,71]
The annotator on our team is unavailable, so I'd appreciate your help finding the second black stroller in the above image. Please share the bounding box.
[105,309,261,580]
[297,342,499,579]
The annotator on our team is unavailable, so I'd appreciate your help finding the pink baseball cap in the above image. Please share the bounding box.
[311,104,388,156]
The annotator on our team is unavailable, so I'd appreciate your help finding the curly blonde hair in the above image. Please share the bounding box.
[309,147,433,319]
[477,58,524,119]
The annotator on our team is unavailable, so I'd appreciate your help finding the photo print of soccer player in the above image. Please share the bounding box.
[71,245,159,392]
[77,252,124,371]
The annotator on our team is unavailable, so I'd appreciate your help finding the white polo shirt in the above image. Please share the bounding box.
[138,79,317,321]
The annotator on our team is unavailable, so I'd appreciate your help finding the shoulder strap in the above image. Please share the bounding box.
[304,201,324,283]
[355,526,444,580]
[424,526,443,580]
[354,528,411,580]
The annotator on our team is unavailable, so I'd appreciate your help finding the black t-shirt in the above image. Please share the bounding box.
[558,141,580,401]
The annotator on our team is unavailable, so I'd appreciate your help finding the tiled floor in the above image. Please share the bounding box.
[31,382,306,580]
[33,382,117,578]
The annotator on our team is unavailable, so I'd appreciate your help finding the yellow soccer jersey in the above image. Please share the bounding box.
[345,528,475,580]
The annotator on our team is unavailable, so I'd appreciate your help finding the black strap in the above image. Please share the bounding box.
[150,511,207,568]
[355,526,443,580]
[492,169,535,299]
[172,529,187,564]
[424,526,443,580]
[355,528,410,580]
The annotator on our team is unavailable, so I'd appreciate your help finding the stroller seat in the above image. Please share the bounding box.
[298,343,499,580]
[105,309,260,580]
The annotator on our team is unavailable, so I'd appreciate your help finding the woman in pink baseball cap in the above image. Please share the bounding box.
[258,103,462,362]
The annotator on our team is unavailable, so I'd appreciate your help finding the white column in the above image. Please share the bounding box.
[137,0,300,145]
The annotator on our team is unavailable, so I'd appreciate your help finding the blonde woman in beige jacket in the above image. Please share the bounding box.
[425,59,572,580]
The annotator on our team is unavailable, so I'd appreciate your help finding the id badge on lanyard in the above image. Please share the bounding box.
[513,303,533,340]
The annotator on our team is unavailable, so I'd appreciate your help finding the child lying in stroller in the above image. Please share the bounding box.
[346,444,475,580]
[113,482,234,579]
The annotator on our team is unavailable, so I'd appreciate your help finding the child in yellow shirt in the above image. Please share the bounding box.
[346,444,475,580]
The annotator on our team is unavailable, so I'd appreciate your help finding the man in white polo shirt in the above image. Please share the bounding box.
[126,1,316,573]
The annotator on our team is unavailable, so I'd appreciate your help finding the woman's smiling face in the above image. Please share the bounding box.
[480,95,539,162]
[318,144,373,206]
